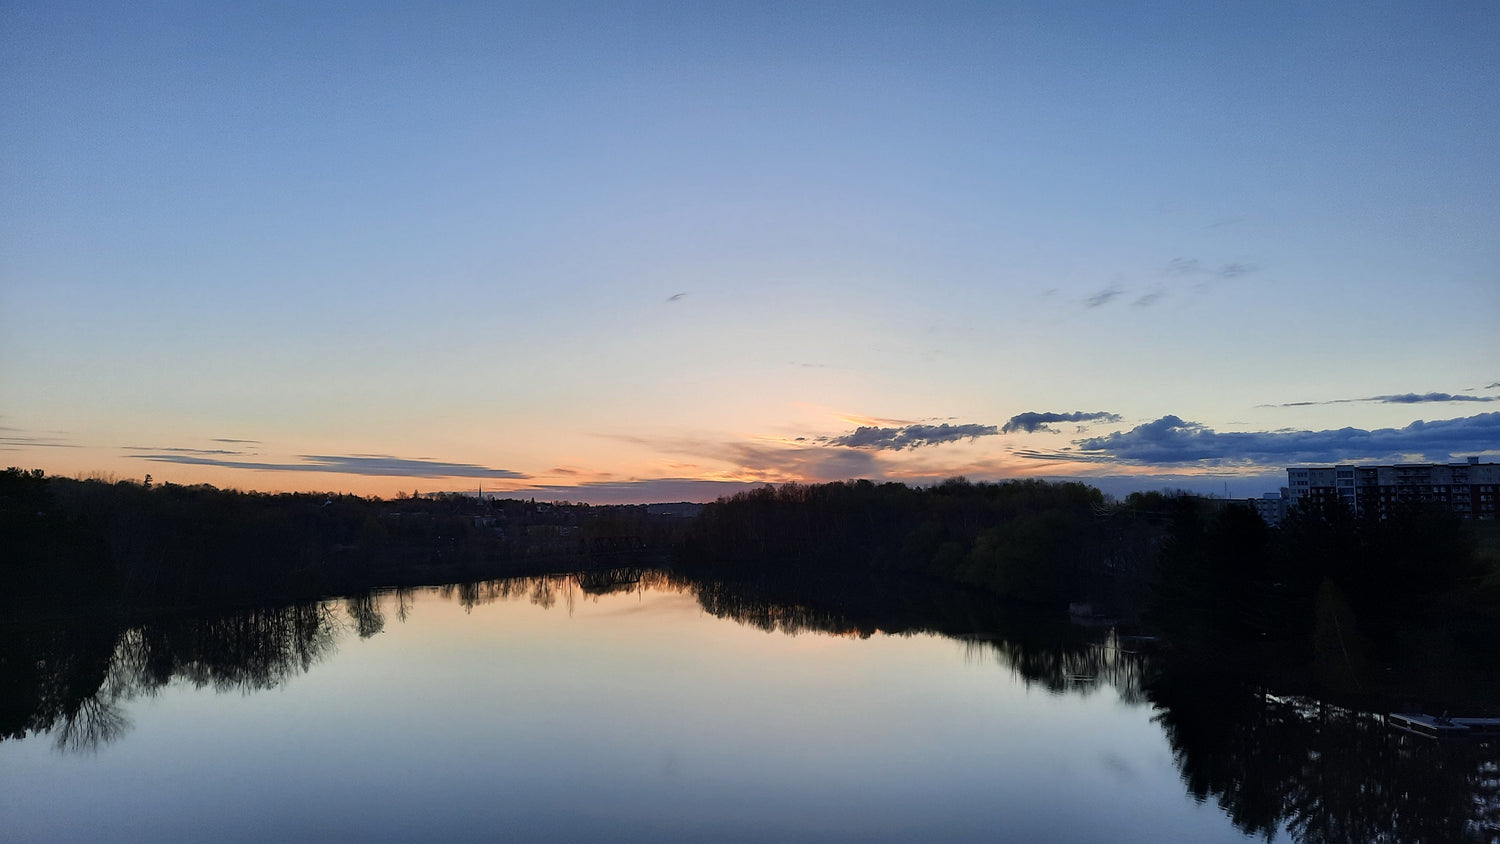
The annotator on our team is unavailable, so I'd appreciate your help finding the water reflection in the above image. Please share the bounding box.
[2,602,339,752]
[2,567,1495,842]
[1151,665,1500,842]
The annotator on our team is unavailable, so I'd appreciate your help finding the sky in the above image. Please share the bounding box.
[2,1,1497,503]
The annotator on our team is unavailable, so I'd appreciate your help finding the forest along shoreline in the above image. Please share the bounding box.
[5,467,1500,709]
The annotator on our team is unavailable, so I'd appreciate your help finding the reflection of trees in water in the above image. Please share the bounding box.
[967,633,1152,704]
[673,567,1154,701]
[345,594,385,639]
[431,568,679,615]
[1,623,132,754]
[3,601,342,752]
[9,566,1498,841]
[1150,667,1500,843]
[52,691,131,753]
[438,575,570,612]
[117,603,342,694]
[688,576,874,638]
[663,565,1500,841]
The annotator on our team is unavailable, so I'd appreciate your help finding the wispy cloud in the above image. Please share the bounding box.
[727,441,883,481]
[1132,289,1166,307]
[1163,257,1258,279]
[1086,286,1122,308]
[0,435,79,448]
[1060,412,1500,466]
[1267,392,1500,408]
[124,446,245,455]
[212,438,262,444]
[1011,448,1100,462]
[1164,258,1203,277]
[820,423,999,450]
[130,453,530,479]
[1002,411,1122,434]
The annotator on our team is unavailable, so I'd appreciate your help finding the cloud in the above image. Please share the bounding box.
[1266,392,1500,408]
[130,453,530,479]
[1132,290,1166,307]
[1064,412,1500,466]
[1377,392,1498,404]
[1086,287,1122,308]
[821,423,999,450]
[1012,449,1099,462]
[667,292,686,302]
[1164,258,1202,277]
[584,432,890,485]
[1002,411,1123,434]
[212,438,261,444]
[1216,262,1256,278]
[707,441,884,483]
[124,446,245,455]
[0,435,79,448]
[1163,258,1258,279]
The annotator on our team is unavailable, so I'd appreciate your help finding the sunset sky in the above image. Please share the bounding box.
[3,2,1497,502]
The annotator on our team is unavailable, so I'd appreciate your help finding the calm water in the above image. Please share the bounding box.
[2,570,1492,842]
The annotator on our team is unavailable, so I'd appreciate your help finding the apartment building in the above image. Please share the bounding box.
[1286,457,1500,519]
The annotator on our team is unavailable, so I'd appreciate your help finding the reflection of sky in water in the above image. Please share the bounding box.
[0,583,1255,843]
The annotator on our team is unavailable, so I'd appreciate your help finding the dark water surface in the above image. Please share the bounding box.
[2,570,1494,842]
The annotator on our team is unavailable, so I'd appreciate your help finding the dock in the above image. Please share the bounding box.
[1387,712,1500,739]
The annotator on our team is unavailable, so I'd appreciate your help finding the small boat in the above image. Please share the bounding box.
[1387,712,1500,739]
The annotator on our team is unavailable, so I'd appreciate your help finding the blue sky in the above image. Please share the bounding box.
[3,2,1496,502]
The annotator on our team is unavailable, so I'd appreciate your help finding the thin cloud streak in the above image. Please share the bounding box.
[1266,392,1500,407]
[130,453,531,479]
[0,435,79,448]
[124,446,245,455]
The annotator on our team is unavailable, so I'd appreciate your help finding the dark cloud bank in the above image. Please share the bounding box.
[1064,412,1500,466]
[822,423,998,450]
[1002,411,1122,434]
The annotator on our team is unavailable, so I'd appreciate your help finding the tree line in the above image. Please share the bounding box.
[0,468,682,614]
[6,466,1497,687]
